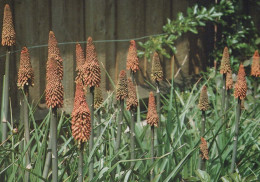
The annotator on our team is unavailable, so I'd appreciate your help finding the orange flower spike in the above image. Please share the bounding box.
[45,56,64,109]
[126,78,138,110]
[226,71,233,90]
[234,64,247,100]
[94,87,103,110]
[200,137,209,160]
[2,4,16,46]
[76,44,85,70]
[126,40,139,73]
[17,47,34,89]
[220,47,231,74]
[147,92,159,127]
[81,37,101,88]
[251,50,260,77]
[151,52,163,82]
[198,86,209,111]
[71,83,91,143]
[116,70,128,101]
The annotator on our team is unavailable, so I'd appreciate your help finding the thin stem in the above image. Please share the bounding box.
[1,47,10,144]
[231,99,241,173]
[23,87,31,182]
[156,81,161,127]
[225,89,231,124]
[253,79,257,117]
[198,111,206,170]
[42,135,52,180]
[51,109,58,182]
[89,86,94,180]
[130,110,135,168]
[150,126,155,181]
[78,143,84,182]
[219,74,226,149]
[96,110,101,137]
[115,100,124,154]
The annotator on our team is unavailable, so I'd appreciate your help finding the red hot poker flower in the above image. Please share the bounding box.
[147,92,159,127]
[2,4,16,46]
[234,64,247,100]
[126,40,139,73]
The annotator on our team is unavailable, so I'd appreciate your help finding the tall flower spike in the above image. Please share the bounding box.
[17,47,34,89]
[220,47,231,74]
[45,56,64,108]
[234,64,247,100]
[200,137,209,160]
[147,92,159,127]
[75,44,85,83]
[151,52,163,81]
[79,37,101,88]
[251,50,260,77]
[116,70,128,100]
[226,70,233,90]
[48,31,63,81]
[71,83,91,144]
[2,4,15,46]
[126,40,139,73]
[94,87,103,110]
[198,86,209,111]
[126,78,138,110]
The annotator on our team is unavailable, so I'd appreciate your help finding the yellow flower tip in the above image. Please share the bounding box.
[251,50,260,77]
[151,52,163,82]
[17,47,34,89]
[198,85,209,111]
[2,4,16,46]
[220,46,231,74]
[126,78,138,110]
[126,40,139,73]
[116,70,128,100]
[234,64,247,100]
[147,92,159,127]
[200,137,209,160]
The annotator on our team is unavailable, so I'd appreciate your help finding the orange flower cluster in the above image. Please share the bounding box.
[126,40,139,73]
[48,31,63,80]
[147,92,159,127]
[198,86,209,111]
[78,37,101,88]
[116,70,128,100]
[200,137,209,160]
[220,47,231,74]
[226,71,233,90]
[234,64,247,100]
[17,47,34,89]
[94,87,103,110]
[46,56,64,108]
[251,50,260,77]
[71,83,91,143]
[2,4,15,46]
[75,44,85,83]
[151,52,163,82]
[126,78,138,110]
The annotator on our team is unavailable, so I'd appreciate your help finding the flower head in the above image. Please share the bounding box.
[251,50,260,77]
[147,92,159,127]
[71,83,91,144]
[2,4,15,46]
[126,40,139,73]
[126,78,138,110]
[200,137,209,160]
[94,87,103,110]
[226,70,233,90]
[75,44,85,83]
[220,47,231,74]
[45,56,64,108]
[151,52,163,81]
[17,47,34,89]
[116,70,128,100]
[198,86,209,111]
[234,64,247,100]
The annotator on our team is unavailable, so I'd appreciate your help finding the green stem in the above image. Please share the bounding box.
[225,89,231,125]
[23,87,31,182]
[78,143,84,182]
[253,79,257,117]
[220,74,226,149]
[150,126,155,181]
[42,135,52,180]
[156,81,161,127]
[198,111,206,170]
[1,48,10,144]
[96,110,101,138]
[51,108,58,182]
[231,98,241,173]
[130,110,135,168]
[89,86,94,180]
[115,100,124,154]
